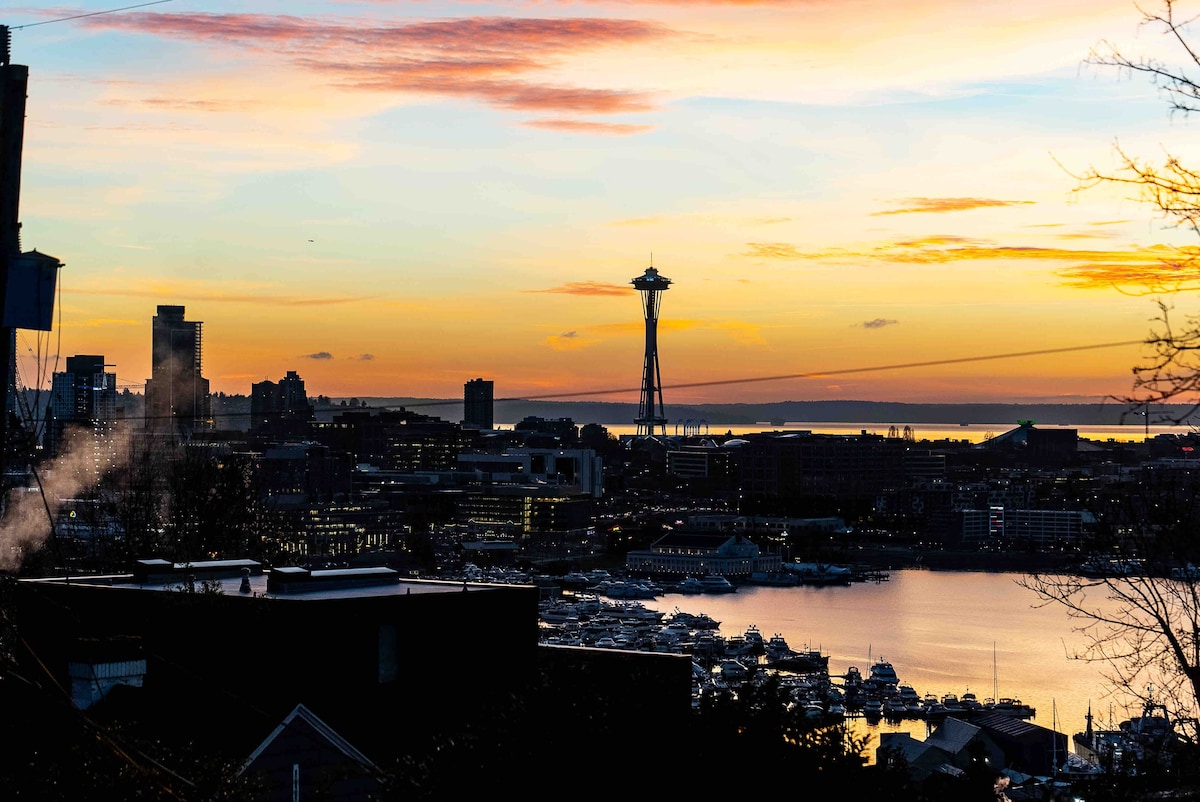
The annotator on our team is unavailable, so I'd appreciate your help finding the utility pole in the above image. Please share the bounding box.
[0,27,62,487]
[0,26,28,485]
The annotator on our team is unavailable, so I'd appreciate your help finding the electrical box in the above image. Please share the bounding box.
[4,249,59,330]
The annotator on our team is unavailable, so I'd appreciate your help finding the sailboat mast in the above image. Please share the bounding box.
[1052,699,1058,777]
[993,641,998,700]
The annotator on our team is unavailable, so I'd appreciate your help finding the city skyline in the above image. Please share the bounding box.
[7,1,1197,405]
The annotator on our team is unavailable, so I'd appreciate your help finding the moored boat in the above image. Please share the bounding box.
[699,574,737,593]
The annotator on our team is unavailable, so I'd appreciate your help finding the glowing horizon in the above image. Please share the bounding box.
[9,0,1199,405]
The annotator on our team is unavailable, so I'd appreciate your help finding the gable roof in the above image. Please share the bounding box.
[242,703,377,774]
[926,717,982,754]
[650,531,738,549]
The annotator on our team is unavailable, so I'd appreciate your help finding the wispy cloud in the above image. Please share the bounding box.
[872,197,1035,216]
[355,354,375,360]
[710,320,766,345]
[303,351,334,360]
[523,118,655,135]
[745,236,1196,292]
[859,318,899,329]
[609,216,665,227]
[69,282,377,306]
[79,12,669,120]
[59,318,142,328]
[525,281,632,296]
[543,331,593,350]
[743,242,806,259]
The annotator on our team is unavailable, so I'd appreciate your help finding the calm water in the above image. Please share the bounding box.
[640,570,1129,759]
[593,422,1190,443]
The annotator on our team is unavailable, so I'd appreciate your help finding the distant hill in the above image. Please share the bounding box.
[346,397,1189,428]
[55,392,1181,433]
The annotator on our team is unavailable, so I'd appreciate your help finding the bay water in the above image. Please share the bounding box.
[640,569,1125,760]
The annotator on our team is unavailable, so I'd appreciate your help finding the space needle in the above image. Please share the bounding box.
[631,264,671,437]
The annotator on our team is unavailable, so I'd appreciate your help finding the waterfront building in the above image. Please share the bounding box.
[879,713,1068,781]
[624,530,782,579]
[463,377,493,430]
[960,506,1095,550]
[144,304,211,436]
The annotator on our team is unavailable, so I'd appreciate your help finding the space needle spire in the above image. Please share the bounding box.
[632,262,671,437]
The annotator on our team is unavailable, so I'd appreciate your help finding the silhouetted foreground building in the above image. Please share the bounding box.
[13,558,693,799]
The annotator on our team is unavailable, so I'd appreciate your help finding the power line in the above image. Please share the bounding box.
[20,338,1148,421]
[491,340,1146,404]
[11,0,176,31]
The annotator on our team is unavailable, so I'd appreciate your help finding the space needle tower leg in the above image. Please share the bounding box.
[631,265,671,437]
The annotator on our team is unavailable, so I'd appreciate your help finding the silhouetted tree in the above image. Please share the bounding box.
[1074,1,1200,423]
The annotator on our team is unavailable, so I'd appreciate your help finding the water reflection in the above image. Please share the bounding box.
[641,569,1126,759]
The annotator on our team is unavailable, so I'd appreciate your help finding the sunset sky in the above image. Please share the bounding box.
[8,0,1200,406]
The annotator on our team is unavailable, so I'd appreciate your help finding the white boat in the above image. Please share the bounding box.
[742,623,765,651]
[699,575,737,593]
[719,659,752,682]
[868,658,900,687]
[781,562,854,585]
[676,576,706,594]
[593,579,661,599]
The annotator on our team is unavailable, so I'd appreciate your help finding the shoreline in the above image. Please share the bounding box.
[839,545,1076,575]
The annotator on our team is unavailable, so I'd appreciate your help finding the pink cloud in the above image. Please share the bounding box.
[77,12,668,119]
[522,118,655,135]
[525,281,632,296]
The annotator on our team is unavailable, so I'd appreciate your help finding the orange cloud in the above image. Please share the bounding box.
[525,282,632,296]
[743,242,806,259]
[746,235,1197,292]
[79,12,668,119]
[70,283,378,306]
[523,118,655,135]
[872,197,1035,215]
[543,332,595,351]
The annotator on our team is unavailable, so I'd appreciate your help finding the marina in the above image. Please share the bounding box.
[481,560,1175,771]
[538,589,1037,725]
[519,564,1138,766]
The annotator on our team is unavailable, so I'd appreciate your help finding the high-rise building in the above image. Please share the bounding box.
[251,370,314,437]
[144,305,210,435]
[46,355,116,469]
[464,377,494,430]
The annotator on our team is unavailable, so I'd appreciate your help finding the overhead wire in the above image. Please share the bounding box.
[83,338,1148,423]
[9,0,177,30]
